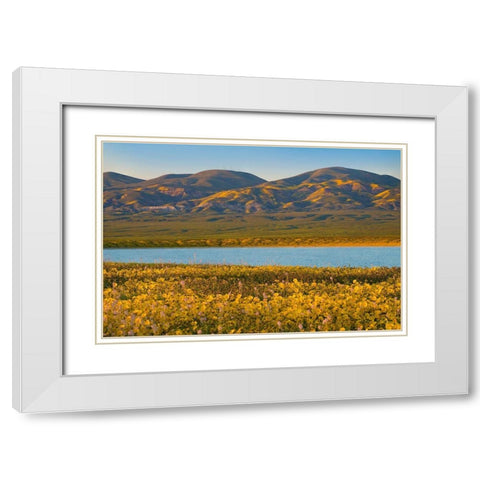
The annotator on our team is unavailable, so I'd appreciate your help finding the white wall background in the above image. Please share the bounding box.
[1,1,477,479]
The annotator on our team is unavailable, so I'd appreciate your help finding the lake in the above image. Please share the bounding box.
[103,246,400,268]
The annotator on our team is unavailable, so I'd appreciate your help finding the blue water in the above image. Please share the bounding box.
[103,246,400,268]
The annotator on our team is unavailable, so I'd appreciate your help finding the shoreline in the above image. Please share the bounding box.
[103,240,401,249]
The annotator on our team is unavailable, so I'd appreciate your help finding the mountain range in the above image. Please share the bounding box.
[104,167,400,214]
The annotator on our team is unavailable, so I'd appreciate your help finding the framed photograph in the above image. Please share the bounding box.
[13,68,468,412]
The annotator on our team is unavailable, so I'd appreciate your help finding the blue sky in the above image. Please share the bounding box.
[103,142,401,181]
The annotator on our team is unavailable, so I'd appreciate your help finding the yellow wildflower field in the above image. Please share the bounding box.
[103,263,401,337]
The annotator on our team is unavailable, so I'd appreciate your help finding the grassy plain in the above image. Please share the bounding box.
[103,209,400,248]
[103,263,401,337]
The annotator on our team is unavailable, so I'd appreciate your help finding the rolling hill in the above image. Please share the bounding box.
[193,167,400,213]
[103,167,401,247]
[103,171,144,189]
[103,169,266,212]
[105,167,400,213]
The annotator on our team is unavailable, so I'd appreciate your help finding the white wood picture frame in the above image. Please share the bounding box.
[12,67,468,413]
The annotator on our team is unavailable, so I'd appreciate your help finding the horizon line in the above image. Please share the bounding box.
[103,165,401,182]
